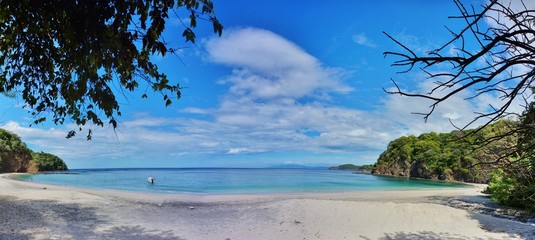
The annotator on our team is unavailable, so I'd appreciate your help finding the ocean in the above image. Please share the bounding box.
[18,168,469,194]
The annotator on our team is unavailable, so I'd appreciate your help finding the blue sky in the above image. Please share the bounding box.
[2,0,517,169]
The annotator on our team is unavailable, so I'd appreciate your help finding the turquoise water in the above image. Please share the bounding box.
[20,168,469,194]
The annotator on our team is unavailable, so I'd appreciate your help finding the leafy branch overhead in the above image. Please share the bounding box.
[0,0,223,139]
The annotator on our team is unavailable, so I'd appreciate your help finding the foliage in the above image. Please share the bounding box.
[333,164,374,171]
[31,152,68,172]
[373,120,515,182]
[337,164,358,170]
[0,128,32,172]
[0,0,223,139]
[484,167,535,212]
[0,128,67,172]
[357,164,375,171]
[0,128,30,152]
[484,99,535,212]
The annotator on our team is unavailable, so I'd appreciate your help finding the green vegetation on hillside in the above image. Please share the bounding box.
[356,164,374,172]
[332,164,374,171]
[373,120,515,183]
[483,103,535,212]
[0,128,33,172]
[31,152,68,172]
[0,128,67,173]
[338,164,358,170]
[374,119,535,212]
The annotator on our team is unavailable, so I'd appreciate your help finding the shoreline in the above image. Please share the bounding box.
[2,173,486,203]
[1,174,534,239]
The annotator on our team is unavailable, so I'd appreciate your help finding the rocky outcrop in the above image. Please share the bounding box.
[0,150,36,173]
[409,161,436,180]
[372,158,440,180]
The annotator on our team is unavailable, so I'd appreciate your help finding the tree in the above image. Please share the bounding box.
[384,0,535,210]
[385,0,534,126]
[31,151,68,171]
[0,0,223,139]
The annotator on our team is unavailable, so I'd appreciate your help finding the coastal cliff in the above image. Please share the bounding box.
[372,121,513,183]
[0,128,67,173]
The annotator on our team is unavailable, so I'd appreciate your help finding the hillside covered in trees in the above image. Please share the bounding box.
[372,120,514,183]
[373,119,535,212]
[0,128,67,173]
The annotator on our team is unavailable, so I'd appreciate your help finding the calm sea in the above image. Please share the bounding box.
[18,168,468,194]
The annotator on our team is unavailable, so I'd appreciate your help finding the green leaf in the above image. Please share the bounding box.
[66,130,76,139]
[182,28,196,43]
[109,119,117,128]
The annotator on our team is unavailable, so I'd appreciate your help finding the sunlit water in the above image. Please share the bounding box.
[17,168,469,194]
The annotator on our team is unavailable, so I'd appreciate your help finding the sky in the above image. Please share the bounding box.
[1,0,522,169]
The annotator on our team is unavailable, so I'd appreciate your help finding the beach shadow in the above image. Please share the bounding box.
[0,196,54,240]
[0,197,107,239]
[426,194,535,239]
[468,212,535,239]
[378,231,486,240]
[0,230,33,240]
[101,225,185,240]
[427,194,535,221]
[0,196,186,240]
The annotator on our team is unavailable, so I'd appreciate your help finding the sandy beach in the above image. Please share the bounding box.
[0,174,533,240]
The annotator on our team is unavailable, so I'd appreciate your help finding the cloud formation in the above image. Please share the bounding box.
[200,28,383,156]
[352,33,377,48]
[206,28,352,100]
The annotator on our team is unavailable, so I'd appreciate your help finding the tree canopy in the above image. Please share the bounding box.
[0,0,223,139]
[31,151,68,171]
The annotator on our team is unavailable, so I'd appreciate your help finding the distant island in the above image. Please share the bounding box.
[0,128,68,173]
[329,164,374,173]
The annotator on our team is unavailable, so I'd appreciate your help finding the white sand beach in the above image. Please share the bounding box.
[0,174,534,240]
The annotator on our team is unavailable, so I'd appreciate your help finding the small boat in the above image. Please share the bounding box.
[147,176,155,184]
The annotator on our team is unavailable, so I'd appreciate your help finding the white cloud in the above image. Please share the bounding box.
[226,148,247,154]
[352,33,377,48]
[206,28,316,72]
[205,28,352,100]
